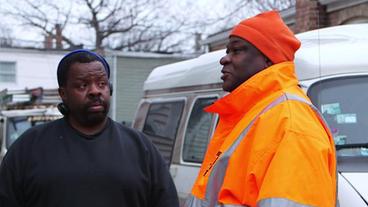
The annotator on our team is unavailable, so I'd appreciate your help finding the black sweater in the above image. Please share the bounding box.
[0,118,179,207]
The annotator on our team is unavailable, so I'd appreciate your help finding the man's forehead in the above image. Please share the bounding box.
[72,61,103,69]
[227,36,250,46]
[228,36,261,52]
[70,61,107,76]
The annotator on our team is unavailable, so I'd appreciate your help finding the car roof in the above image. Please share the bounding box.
[144,24,368,91]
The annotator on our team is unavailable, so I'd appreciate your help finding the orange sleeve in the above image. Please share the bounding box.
[256,129,336,207]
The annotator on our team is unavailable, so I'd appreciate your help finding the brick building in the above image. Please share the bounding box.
[202,0,368,51]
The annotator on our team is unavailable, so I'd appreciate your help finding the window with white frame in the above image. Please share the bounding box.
[0,61,16,83]
[143,100,185,165]
[183,97,217,163]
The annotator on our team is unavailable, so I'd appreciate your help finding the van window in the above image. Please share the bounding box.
[0,117,4,149]
[4,116,58,149]
[308,76,368,157]
[6,117,32,149]
[183,97,216,163]
[143,101,184,165]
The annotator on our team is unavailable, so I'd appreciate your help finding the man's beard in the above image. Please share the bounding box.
[76,98,110,127]
[84,109,108,126]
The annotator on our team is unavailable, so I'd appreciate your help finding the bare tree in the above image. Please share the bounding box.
[190,0,295,35]
[78,0,139,52]
[249,0,295,11]
[1,0,295,53]
[77,0,188,53]
[3,0,77,48]
[2,0,190,53]
[0,24,13,47]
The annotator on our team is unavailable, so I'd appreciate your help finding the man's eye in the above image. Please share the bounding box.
[79,83,87,89]
[99,82,106,87]
[226,47,244,55]
[232,48,244,54]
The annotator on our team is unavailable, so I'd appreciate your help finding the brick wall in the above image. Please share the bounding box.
[295,0,368,33]
[328,3,368,25]
[295,0,327,33]
[205,0,368,51]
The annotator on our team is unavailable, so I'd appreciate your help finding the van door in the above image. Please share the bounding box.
[171,96,218,203]
[141,99,185,165]
[0,116,5,162]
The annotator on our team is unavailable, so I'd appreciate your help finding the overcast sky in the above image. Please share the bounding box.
[1,1,249,35]
[0,0,263,52]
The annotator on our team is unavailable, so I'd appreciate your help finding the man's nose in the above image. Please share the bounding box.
[88,83,102,96]
[219,54,230,65]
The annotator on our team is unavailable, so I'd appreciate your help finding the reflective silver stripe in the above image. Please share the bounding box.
[219,204,247,207]
[284,93,329,129]
[284,93,311,104]
[257,198,314,207]
[284,94,331,132]
[184,195,208,207]
[184,195,247,207]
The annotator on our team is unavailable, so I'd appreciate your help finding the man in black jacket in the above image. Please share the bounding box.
[0,49,179,207]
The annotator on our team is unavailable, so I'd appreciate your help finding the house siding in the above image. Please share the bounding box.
[114,56,187,125]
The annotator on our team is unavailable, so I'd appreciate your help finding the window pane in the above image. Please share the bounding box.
[0,62,16,83]
[0,117,4,149]
[183,97,216,163]
[308,76,368,157]
[6,117,31,149]
[143,101,184,164]
[0,74,16,82]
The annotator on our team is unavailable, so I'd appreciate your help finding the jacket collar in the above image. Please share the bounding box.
[205,62,299,118]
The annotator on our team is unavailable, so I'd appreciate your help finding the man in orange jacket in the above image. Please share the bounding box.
[185,11,337,207]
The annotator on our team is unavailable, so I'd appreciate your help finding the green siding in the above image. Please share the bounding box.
[114,56,186,125]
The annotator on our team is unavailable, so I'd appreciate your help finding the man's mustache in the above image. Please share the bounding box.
[86,97,105,106]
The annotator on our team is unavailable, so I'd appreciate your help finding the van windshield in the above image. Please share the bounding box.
[308,76,368,157]
[6,116,32,149]
[5,116,59,149]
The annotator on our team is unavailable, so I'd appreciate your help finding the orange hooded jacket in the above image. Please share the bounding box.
[187,62,337,207]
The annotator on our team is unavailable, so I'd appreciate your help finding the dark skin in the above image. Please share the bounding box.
[220,36,273,92]
[58,61,110,135]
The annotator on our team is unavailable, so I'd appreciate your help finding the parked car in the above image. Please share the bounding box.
[0,88,62,163]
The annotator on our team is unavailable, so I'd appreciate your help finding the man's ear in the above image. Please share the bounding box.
[265,58,273,67]
[58,87,66,102]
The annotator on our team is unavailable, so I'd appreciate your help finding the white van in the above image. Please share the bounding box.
[0,107,62,163]
[133,24,368,206]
